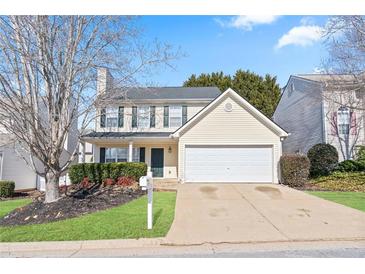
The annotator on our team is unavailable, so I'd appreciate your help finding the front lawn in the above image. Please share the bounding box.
[0,191,176,242]
[306,191,365,212]
[307,171,365,192]
[0,199,32,218]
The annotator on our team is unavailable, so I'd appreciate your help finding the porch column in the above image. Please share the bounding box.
[80,141,86,163]
[128,141,133,162]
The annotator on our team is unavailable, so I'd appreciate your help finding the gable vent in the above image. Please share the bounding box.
[224,102,233,112]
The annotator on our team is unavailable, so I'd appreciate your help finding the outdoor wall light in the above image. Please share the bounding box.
[168,146,172,153]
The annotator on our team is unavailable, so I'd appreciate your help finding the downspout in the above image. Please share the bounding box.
[320,84,328,144]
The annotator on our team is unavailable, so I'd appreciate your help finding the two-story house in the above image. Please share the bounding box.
[273,73,365,161]
[82,68,288,184]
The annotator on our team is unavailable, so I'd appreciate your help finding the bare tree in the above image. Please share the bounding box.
[324,88,364,159]
[0,16,178,203]
[320,16,365,159]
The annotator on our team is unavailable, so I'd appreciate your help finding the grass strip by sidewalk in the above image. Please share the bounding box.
[0,191,176,242]
[306,191,365,212]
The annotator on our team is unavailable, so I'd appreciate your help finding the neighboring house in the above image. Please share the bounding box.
[273,74,365,160]
[81,68,288,184]
[0,120,78,191]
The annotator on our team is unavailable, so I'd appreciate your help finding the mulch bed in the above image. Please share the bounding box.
[0,183,145,226]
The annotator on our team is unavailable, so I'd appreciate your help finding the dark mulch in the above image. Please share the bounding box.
[0,184,145,226]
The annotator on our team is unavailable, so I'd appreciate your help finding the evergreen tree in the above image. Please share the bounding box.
[183,70,281,117]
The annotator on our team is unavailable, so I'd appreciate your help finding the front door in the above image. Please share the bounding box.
[151,148,164,177]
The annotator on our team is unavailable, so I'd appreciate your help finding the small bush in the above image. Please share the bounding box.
[355,146,365,161]
[336,160,358,172]
[280,154,310,187]
[0,180,15,197]
[116,176,134,187]
[336,159,365,172]
[68,162,147,184]
[307,143,339,177]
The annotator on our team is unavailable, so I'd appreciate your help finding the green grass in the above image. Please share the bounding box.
[308,172,365,192]
[306,191,365,212]
[0,192,176,242]
[0,199,32,218]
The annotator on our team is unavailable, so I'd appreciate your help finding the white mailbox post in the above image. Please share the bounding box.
[139,171,153,230]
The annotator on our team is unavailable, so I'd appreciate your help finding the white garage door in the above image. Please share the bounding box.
[185,146,273,183]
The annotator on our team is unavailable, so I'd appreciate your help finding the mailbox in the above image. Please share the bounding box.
[139,176,148,190]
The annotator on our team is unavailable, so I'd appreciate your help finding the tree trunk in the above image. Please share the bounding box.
[45,172,60,203]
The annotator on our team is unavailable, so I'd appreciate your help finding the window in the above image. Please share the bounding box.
[105,147,140,162]
[105,108,118,127]
[338,107,350,135]
[169,105,182,127]
[138,106,150,128]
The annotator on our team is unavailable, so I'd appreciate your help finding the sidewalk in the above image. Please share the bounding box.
[1,238,365,257]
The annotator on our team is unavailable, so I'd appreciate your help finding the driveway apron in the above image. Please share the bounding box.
[165,184,365,245]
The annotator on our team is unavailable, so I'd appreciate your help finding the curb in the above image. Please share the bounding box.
[0,237,164,254]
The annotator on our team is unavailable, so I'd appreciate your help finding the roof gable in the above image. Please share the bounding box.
[172,88,288,138]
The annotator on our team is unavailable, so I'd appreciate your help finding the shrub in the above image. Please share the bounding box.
[68,164,85,184]
[336,159,365,172]
[336,160,358,172]
[355,146,365,161]
[280,154,310,187]
[116,176,134,187]
[307,143,339,177]
[0,180,15,197]
[68,162,147,184]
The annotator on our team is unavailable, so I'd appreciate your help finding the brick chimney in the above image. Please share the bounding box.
[97,67,114,95]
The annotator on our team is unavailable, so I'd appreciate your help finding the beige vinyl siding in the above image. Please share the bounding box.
[273,77,324,154]
[178,96,282,183]
[95,104,206,132]
[93,142,178,179]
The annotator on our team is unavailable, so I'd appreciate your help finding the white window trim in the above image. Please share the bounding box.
[105,107,118,128]
[137,106,150,129]
[169,105,183,128]
[337,107,350,135]
[105,147,140,162]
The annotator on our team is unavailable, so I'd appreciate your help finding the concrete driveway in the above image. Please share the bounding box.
[165,184,365,245]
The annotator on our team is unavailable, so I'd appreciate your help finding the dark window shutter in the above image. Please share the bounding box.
[182,105,188,124]
[132,106,137,128]
[100,147,105,163]
[100,108,106,128]
[150,106,155,128]
[164,106,169,127]
[118,106,124,127]
[139,147,145,163]
[351,111,357,135]
[331,112,337,135]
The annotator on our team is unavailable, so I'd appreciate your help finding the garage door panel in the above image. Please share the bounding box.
[185,146,273,183]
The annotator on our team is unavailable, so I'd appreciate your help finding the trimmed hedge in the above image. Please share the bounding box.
[336,160,365,172]
[0,180,15,197]
[307,143,339,177]
[280,154,310,187]
[68,162,147,184]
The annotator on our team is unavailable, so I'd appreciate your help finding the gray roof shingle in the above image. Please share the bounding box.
[107,87,221,101]
[82,132,172,139]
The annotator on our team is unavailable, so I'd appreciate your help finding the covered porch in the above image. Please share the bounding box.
[81,132,178,179]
